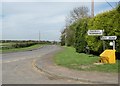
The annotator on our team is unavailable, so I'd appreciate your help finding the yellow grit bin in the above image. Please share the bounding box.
[100,49,116,64]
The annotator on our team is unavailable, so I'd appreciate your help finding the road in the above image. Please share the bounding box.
[1,45,86,84]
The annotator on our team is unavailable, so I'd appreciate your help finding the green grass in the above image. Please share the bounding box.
[0,44,45,53]
[54,46,119,73]
[1,42,15,45]
[0,42,18,49]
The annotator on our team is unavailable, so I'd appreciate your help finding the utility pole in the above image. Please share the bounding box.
[39,31,40,42]
[91,0,94,17]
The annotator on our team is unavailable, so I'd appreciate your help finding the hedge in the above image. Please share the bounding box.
[86,9,120,53]
[64,8,120,54]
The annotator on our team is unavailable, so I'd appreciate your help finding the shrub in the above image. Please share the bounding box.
[64,8,120,55]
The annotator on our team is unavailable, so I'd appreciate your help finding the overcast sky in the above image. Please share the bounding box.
[0,0,119,41]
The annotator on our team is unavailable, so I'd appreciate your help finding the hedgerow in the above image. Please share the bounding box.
[62,8,120,54]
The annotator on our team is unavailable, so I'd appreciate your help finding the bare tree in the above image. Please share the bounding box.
[66,6,89,25]
[61,6,89,46]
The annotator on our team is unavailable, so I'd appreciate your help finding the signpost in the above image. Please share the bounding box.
[87,29,117,50]
[100,36,117,40]
[87,29,117,64]
[100,36,117,50]
[87,30,103,36]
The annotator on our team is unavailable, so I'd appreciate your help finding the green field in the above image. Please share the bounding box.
[0,43,45,53]
[54,46,119,73]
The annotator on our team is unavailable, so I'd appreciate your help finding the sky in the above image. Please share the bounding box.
[0,0,119,41]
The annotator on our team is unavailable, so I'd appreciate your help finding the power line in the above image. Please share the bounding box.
[105,0,114,9]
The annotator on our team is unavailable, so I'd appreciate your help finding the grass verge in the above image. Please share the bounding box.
[1,44,45,53]
[54,46,119,73]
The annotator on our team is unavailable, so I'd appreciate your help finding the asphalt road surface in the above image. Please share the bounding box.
[1,45,87,84]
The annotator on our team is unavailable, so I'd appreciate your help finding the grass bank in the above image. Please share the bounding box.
[54,46,119,73]
[1,44,45,53]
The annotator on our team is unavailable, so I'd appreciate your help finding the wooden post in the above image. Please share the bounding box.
[39,31,40,42]
[91,0,94,17]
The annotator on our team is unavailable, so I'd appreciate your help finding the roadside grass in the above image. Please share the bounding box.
[54,46,119,73]
[1,44,46,53]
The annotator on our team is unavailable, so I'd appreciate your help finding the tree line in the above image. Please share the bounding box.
[1,40,55,49]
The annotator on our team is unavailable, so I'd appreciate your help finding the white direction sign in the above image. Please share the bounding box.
[101,36,117,40]
[87,30,103,36]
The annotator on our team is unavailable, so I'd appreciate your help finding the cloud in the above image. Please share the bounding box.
[2,12,65,29]
[37,15,65,24]
[1,0,120,2]
[0,20,2,40]
[2,2,86,40]
[0,3,2,40]
[2,2,66,40]
[2,2,118,41]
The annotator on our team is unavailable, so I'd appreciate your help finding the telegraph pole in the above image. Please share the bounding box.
[91,0,94,17]
[39,31,40,42]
